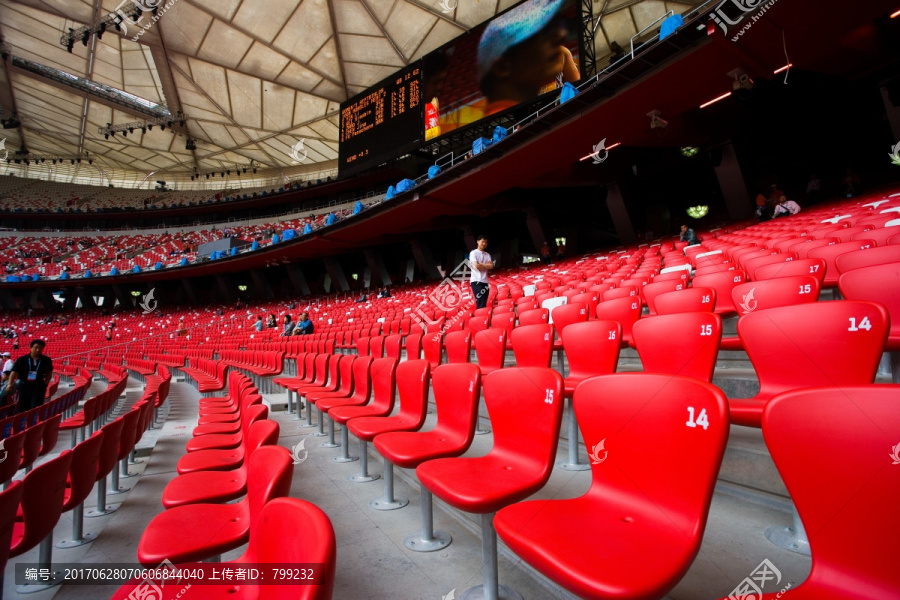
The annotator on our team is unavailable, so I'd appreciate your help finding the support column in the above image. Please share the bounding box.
[215,274,235,303]
[405,259,416,284]
[523,207,547,251]
[881,85,900,141]
[111,284,130,309]
[364,249,392,287]
[37,289,56,311]
[606,184,638,247]
[286,264,311,296]
[180,278,198,304]
[461,226,477,253]
[714,142,753,221]
[27,290,40,310]
[410,239,442,281]
[324,258,350,292]
[250,271,275,300]
[0,289,17,310]
[75,288,97,309]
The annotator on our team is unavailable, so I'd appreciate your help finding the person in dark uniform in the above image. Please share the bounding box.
[6,339,54,414]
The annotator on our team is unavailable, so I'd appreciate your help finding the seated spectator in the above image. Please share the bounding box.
[773,196,801,217]
[382,286,391,298]
[842,168,861,197]
[294,312,314,335]
[266,313,277,328]
[540,242,553,264]
[679,224,700,246]
[806,173,821,202]
[254,315,264,332]
[282,314,295,336]
[356,292,367,303]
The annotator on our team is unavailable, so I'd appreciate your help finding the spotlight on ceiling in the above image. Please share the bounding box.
[687,205,709,219]
[647,110,668,129]
[729,68,753,91]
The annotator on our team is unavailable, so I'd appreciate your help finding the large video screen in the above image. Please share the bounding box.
[423,0,581,142]
[338,64,422,178]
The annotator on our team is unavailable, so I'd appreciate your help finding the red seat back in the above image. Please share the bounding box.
[510,324,553,368]
[430,363,482,450]
[690,270,746,315]
[641,280,684,316]
[10,450,73,557]
[369,336,384,358]
[561,321,621,395]
[0,431,26,485]
[444,330,472,364]
[422,333,442,368]
[808,240,877,286]
[19,419,48,471]
[761,385,900,599]
[835,244,900,274]
[39,414,62,456]
[730,275,820,317]
[0,480,23,573]
[839,263,900,348]
[256,498,337,600]
[574,373,728,542]
[383,335,402,360]
[653,287,717,315]
[594,296,643,345]
[96,417,125,479]
[754,257,826,285]
[117,404,144,462]
[246,446,294,524]
[517,308,549,326]
[474,328,507,373]
[63,430,105,511]
[395,360,431,427]
[739,301,889,401]
[404,333,422,360]
[633,313,721,382]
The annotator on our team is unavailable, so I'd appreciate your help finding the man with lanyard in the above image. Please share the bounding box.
[6,339,53,414]
[469,234,493,310]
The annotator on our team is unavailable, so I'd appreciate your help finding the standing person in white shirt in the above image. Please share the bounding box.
[469,234,493,310]
[1,351,12,376]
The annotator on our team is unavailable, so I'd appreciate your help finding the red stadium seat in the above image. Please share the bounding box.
[840,262,900,381]
[346,360,430,483]
[633,312,721,382]
[808,239,876,287]
[473,328,507,377]
[642,279,685,316]
[690,270,747,315]
[495,374,728,600]
[594,296,643,347]
[753,257,827,286]
[715,386,900,600]
[371,364,481,553]
[558,321,621,471]
[730,301,888,427]
[137,445,293,566]
[9,451,73,562]
[444,329,472,363]
[416,368,564,600]
[834,244,900,274]
[510,324,553,368]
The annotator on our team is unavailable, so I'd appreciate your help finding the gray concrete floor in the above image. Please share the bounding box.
[4,375,812,600]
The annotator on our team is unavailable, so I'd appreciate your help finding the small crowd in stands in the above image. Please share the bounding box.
[540,240,567,265]
[277,312,315,337]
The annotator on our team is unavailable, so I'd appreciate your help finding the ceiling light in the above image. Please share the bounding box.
[700,91,732,108]
[892,8,900,17]
[681,147,699,158]
[773,63,793,74]
[687,205,709,219]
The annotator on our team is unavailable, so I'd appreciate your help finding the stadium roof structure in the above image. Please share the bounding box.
[0,0,702,188]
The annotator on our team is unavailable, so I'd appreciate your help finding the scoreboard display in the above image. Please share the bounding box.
[338,64,422,178]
